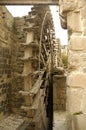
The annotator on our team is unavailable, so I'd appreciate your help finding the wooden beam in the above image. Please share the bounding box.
[0,0,59,5]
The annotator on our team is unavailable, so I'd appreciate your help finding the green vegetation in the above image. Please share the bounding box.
[73,111,83,115]
[62,53,68,68]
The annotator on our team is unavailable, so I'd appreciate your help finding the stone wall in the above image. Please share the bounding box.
[53,75,66,111]
[59,0,86,130]
[0,6,26,117]
[10,17,25,115]
[0,6,15,119]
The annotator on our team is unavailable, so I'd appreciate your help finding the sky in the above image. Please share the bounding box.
[6,5,68,45]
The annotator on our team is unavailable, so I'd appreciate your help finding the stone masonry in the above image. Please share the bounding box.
[1,1,86,130]
[59,0,86,130]
[0,5,63,130]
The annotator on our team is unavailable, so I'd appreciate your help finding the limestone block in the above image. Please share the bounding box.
[80,53,86,67]
[66,87,83,114]
[72,114,86,130]
[81,7,86,19]
[53,111,72,130]
[68,51,80,67]
[81,88,86,113]
[69,36,86,51]
[83,28,86,35]
[67,12,82,32]
[60,2,76,13]
[83,19,86,27]
[82,19,86,35]
[78,1,86,8]
[67,72,86,87]
[53,75,66,111]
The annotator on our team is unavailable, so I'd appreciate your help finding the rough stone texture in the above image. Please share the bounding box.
[14,17,26,43]
[59,1,86,130]
[53,75,66,111]
[0,5,50,130]
[67,72,86,88]
[81,7,86,19]
[68,50,86,70]
[68,51,80,69]
[69,36,86,51]
[0,6,15,119]
[59,2,77,13]
[72,114,86,130]
[66,87,83,114]
[67,12,82,32]
[53,111,72,130]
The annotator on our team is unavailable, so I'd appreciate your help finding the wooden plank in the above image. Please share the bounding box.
[21,71,39,77]
[19,71,45,96]
[41,53,46,66]
[21,41,39,48]
[29,80,43,95]
[0,0,59,5]
[21,92,40,113]
[42,43,48,57]
[19,56,38,62]
[29,71,45,95]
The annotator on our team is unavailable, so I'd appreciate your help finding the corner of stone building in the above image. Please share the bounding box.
[59,1,86,130]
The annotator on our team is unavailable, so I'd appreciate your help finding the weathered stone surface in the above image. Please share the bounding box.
[80,53,86,67]
[67,12,82,32]
[78,1,86,8]
[69,36,86,51]
[83,27,86,35]
[68,51,80,68]
[67,87,83,114]
[72,114,86,130]
[53,75,66,111]
[67,72,86,87]
[59,2,77,13]
[59,1,86,130]
[81,7,86,19]
[53,111,72,130]
[81,88,86,113]
[68,51,86,69]
[83,19,86,27]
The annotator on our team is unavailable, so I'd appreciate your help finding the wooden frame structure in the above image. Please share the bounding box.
[0,0,59,5]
